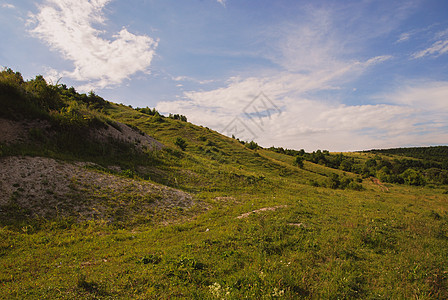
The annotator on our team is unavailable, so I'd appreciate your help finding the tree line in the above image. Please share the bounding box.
[269,146,448,186]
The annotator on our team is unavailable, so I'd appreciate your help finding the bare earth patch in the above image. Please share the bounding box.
[236,205,288,219]
[370,177,389,192]
[94,122,164,151]
[0,156,193,222]
[0,117,163,152]
[0,118,51,145]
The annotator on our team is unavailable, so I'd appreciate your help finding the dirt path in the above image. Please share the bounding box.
[370,177,389,192]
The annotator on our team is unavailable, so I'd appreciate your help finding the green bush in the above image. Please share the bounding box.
[401,168,426,186]
[175,137,187,151]
[246,141,259,150]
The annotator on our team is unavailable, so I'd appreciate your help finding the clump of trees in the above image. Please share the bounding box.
[136,106,160,116]
[168,113,187,122]
[309,173,364,191]
[0,68,109,128]
[245,141,259,150]
[136,107,187,122]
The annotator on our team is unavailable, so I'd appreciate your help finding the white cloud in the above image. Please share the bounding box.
[412,27,448,59]
[157,51,392,123]
[154,4,446,151]
[435,28,448,39]
[397,32,411,43]
[412,39,448,59]
[383,81,448,111]
[265,9,343,74]
[28,0,158,90]
[172,75,216,85]
[257,100,420,151]
[1,3,15,9]
[156,53,398,151]
[158,4,445,151]
[157,76,432,151]
[217,0,226,7]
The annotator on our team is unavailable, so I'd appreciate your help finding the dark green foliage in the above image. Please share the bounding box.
[328,173,341,189]
[152,114,164,123]
[136,106,159,116]
[268,145,448,186]
[168,113,187,122]
[0,68,170,170]
[401,168,426,186]
[369,146,448,164]
[141,254,162,264]
[1,70,53,120]
[294,155,304,168]
[0,68,107,128]
[268,146,305,157]
[174,137,187,151]
[120,169,136,179]
[246,140,259,150]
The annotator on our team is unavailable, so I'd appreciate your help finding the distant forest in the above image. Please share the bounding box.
[269,146,448,186]
[366,146,448,163]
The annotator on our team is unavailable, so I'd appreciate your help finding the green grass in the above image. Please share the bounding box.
[1,182,447,299]
[2,80,448,298]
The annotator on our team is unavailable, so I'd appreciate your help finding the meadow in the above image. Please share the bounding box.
[1,70,448,298]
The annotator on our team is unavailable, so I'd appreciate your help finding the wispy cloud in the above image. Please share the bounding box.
[411,27,448,59]
[159,78,448,151]
[157,6,394,122]
[28,0,158,90]
[155,4,448,151]
[1,3,15,9]
[382,81,448,112]
[172,75,216,85]
[396,32,411,43]
[156,51,394,150]
[412,39,448,59]
[217,0,226,8]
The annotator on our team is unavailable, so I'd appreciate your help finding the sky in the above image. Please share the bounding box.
[1,0,448,151]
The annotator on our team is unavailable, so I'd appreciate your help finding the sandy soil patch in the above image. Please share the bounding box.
[0,118,51,144]
[237,205,288,219]
[94,122,163,151]
[0,156,193,221]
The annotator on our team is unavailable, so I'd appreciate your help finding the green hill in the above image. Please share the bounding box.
[1,68,448,299]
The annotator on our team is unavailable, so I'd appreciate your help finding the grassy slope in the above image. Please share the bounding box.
[1,103,448,299]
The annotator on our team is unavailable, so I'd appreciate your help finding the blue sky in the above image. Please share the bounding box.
[1,0,448,151]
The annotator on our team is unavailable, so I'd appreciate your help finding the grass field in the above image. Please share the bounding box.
[1,179,448,299]
[1,79,448,298]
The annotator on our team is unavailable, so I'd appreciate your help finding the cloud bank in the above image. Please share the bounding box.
[29,0,158,90]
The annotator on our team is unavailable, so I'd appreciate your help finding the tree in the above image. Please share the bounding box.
[328,173,340,189]
[340,158,353,172]
[294,156,304,168]
[376,166,391,183]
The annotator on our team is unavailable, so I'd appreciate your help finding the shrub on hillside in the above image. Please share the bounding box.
[175,137,187,151]
[246,141,259,150]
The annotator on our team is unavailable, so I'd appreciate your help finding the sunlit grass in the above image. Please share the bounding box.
[1,103,448,298]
